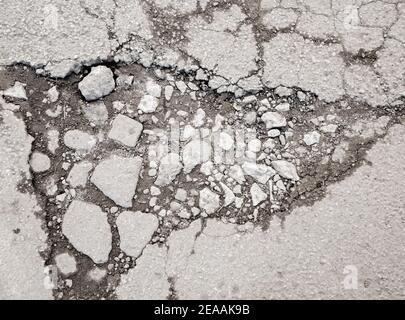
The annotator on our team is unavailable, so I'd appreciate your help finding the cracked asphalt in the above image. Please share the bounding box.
[0,0,404,300]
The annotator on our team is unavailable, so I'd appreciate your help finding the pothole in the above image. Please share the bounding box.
[1,63,404,299]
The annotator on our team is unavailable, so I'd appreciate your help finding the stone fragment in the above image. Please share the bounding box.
[247,139,261,153]
[219,132,234,151]
[251,183,267,206]
[199,188,220,215]
[78,66,115,101]
[47,129,59,154]
[155,153,183,186]
[83,101,109,125]
[242,162,275,184]
[108,114,143,147]
[271,160,299,181]
[192,108,206,127]
[30,152,51,173]
[138,95,159,113]
[62,200,112,263]
[55,253,77,275]
[67,161,93,187]
[47,86,59,102]
[220,182,235,207]
[146,79,161,97]
[182,139,211,173]
[91,155,143,207]
[63,129,97,151]
[3,81,27,100]
[116,211,158,257]
[303,131,321,146]
[320,124,338,133]
[175,189,187,202]
[261,112,287,129]
[165,85,174,101]
[228,165,245,184]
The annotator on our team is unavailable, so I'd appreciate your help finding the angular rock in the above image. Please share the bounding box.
[242,162,275,184]
[3,81,27,100]
[199,188,220,215]
[228,164,246,184]
[116,211,158,257]
[251,183,267,206]
[67,161,93,187]
[78,66,115,101]
[47,86,59,103]
[261,111,287,129]
[271,160,299,181]
[175,188,188,202]
[62,200,112,263]
[182,139,211,173]
[220,182,235,207]
[108,114,143,147]
[155,153,183,186]
[219,132,234,151]
[303,131,321,146]
[91,155,143,207]
[146,79,161,97]
[138,95,159,113]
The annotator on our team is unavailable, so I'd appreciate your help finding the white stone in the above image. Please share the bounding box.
[146,79,161,97]
[91,155,143,207]
[247,139,262,152]
[63,129,97,151]
[182,125,196,141]
[192,108,206,127]
[242,162,275,184]
[138,95,159,113]
[320,124,338,133]
[78,66,115,101]
[165,85,174,101]
[219,132,234,151]
[83,101,109,125]
[3,81,27,100]
[116,211,158,257]
[47,86,59,102]
[220,182,235,207]
[175,81,187,94]
[268,129,280,138]
[177,208,191,219]
[63,200,111,263]
[228,165,245,184]
[30,152,51,173]
[88,268,107,282]
[303,131,321,146]
[155,153,183,186]
[55,253,77,275]
[275,102,290,112]
[47,129,59,154]
[108,114,143,147]
[199,188,220,215]
[67,161,93,187]
[261,112,287,129]
[150,186,161,196]
[271,160,299,181]
[251,183,267,206]
[175,189,188,202]
[182,139,211,173]
[200,161,214,176]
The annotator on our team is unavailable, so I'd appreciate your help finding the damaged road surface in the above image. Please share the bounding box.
[0,0,405,300]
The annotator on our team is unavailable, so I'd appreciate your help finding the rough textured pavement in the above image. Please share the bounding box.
[0,0,404,300]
